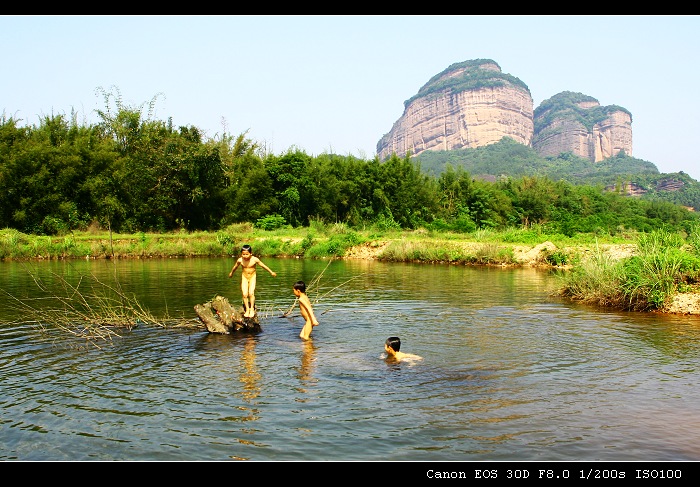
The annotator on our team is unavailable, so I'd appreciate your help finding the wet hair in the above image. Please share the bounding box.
[293,280,306,292]
[241,244,252,253]
[386,336,401,352]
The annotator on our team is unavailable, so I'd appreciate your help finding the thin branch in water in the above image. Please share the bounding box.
[5,262,173,348]
[280,258,366,317]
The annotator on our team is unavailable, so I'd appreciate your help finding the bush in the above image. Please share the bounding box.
[216,231,234,247]
[543,249,569,266]
[255,214,287,231]
[373,213,401,231]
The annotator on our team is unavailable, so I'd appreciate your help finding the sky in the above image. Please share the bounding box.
[2,15,700,179]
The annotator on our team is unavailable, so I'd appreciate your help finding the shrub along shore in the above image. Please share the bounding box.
[2,223,700,314]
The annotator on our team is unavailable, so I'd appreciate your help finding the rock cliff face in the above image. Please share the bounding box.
[606,178,687,198]
[531,92,633,162]
[376,60,534,161]
[377,61,633,164]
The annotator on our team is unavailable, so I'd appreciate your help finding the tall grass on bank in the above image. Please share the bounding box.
[1,223,632,262]
[555,243,628,308]
[378,239,516,264]
[557,230,700,311]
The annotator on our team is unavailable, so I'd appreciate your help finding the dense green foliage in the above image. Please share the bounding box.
[534,91,633,132]
[404,58,530,108]
[2,89,700,238]
[413,138,700,210]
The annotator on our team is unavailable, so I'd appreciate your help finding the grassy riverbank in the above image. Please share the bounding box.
[3,223,700,314]
[0,222,635,265]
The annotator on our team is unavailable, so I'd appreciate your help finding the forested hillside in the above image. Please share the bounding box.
[2,96,699,238]
[413,137,700,210]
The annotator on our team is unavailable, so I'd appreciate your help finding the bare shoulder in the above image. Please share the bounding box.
[398,352,423,362]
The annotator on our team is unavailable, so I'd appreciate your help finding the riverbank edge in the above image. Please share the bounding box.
[6,234,700,316]
[343,239,700,316]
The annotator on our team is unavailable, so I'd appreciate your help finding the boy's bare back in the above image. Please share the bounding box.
[298,293,317,325]
[293,281,318,340]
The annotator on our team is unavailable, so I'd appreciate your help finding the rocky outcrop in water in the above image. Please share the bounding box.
[194,295,261,333]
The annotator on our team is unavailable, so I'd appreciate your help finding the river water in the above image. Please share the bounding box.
[1,257,699,462]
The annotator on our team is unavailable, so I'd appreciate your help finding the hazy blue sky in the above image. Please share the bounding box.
[3,15,699,179]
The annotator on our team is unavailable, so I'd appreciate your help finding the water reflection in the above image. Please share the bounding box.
[297,339,317,392]
[239,335,261,403]
[193,332,261,419]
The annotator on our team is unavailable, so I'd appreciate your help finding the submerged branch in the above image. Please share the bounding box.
[4,263,181,348]
[281,258,365,317]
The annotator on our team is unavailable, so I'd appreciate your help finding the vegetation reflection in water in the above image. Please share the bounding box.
[1,257,700,461]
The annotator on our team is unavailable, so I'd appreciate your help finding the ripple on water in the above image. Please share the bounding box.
[3,261,700,460]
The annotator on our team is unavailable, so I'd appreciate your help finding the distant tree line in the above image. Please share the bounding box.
[2,92,699,236]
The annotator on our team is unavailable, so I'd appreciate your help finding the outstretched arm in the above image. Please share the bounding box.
[257,260,277,277]
[228,258,241,277]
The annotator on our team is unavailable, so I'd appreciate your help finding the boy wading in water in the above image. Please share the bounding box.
[228,244,277,318]
[292,280,319,340]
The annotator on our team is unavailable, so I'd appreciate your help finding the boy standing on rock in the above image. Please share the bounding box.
[228,244,277,318]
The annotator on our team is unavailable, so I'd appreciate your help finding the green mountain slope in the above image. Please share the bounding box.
[412,137,700,210]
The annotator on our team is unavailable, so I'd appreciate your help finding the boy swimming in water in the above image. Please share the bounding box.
[384,336,423,363]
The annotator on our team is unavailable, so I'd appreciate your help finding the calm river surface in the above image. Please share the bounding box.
[1,257,700,462]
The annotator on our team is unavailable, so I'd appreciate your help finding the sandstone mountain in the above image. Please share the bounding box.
[532,91,633,162]
[376,59,633,164]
